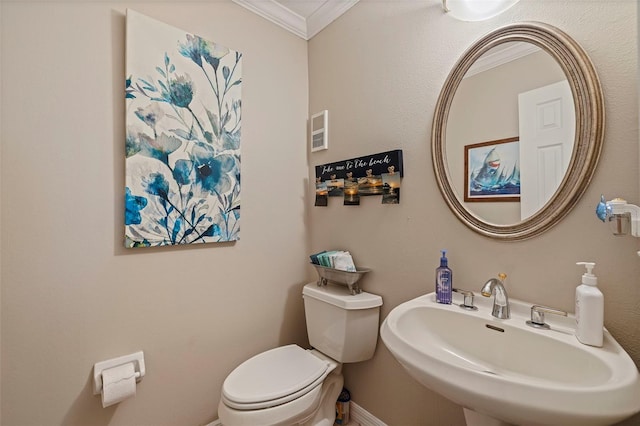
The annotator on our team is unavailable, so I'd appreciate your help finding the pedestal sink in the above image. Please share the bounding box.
[380,292,640,426]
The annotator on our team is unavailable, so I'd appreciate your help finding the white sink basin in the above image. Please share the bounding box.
[380,292,640,426]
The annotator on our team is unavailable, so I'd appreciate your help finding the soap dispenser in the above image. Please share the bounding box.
[436,250,452,304]
[575,262,604,347]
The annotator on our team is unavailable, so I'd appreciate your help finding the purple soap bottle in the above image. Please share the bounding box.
[436,250,452,304]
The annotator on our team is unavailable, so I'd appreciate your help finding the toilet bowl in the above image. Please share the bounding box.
[218,282,383,426]
[218,346,343,426]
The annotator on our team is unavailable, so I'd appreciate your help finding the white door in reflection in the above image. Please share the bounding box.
[518,80,575,220]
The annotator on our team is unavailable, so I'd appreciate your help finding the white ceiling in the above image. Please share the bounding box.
[278,0,329,18]
[231,0,359,40]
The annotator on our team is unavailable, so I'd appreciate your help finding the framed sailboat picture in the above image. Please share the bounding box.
[464,137,520,202]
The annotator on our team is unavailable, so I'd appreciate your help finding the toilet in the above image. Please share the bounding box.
[218,282,383,426]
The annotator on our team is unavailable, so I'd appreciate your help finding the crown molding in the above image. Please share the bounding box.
[232,0,358,40]
[232,0,307,39]
[465,42,541,78]
[306,0,358,39]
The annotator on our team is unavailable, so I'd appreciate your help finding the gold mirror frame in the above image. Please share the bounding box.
[432,22,604,241]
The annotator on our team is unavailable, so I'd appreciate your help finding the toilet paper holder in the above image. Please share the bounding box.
[93,351,146,395]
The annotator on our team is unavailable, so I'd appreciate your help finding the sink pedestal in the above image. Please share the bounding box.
[463,409,513,426]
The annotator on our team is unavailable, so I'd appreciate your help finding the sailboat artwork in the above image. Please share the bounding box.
[464,137,520,202]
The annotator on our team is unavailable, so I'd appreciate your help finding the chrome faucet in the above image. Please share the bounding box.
[481,273,510,319]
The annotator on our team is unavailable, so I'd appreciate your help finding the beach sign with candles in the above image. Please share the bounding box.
[314,150,403,206]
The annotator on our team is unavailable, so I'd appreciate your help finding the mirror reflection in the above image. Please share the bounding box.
[446,42,574,225]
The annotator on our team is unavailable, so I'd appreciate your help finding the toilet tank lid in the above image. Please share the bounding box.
[303,282,383,309]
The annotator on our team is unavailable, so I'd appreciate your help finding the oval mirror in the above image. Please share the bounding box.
[432,22,604,241]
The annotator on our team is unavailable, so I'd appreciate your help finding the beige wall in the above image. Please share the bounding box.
[309,0,639,425]
[0,2,309,425]
[0,2,3,422]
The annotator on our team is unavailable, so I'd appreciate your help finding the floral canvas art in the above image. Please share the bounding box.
[125,10,242,247]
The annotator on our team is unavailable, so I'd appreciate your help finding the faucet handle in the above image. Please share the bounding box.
[453,288,478,311]
[526,305,568,329]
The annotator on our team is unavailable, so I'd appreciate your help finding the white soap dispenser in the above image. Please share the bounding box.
[575,262,604,347]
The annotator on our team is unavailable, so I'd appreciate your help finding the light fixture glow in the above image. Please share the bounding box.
[443,0,520,21]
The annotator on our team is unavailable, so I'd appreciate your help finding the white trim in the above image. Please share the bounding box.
[207,400,384,426]
[350,401,388,426]
[306,0,359,40]
[232,0,307,39]
[465,42,541,78]
[231,0,358,40]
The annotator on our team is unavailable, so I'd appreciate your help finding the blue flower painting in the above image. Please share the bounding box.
[125,10,241,247]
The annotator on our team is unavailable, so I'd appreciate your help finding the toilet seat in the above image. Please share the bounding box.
[221,345,332,410]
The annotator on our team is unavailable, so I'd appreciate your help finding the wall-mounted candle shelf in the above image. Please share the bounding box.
[314,149,403,206]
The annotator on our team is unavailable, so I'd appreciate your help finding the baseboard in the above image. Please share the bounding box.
[206,400,386,426]
[350,401,387,426]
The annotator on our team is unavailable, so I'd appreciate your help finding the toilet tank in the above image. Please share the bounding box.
[302,282,383,363]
